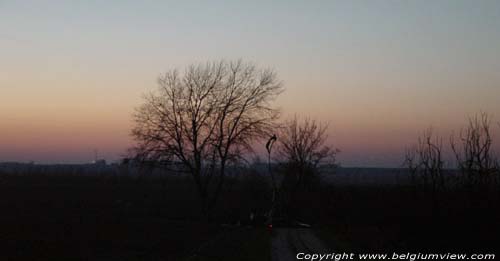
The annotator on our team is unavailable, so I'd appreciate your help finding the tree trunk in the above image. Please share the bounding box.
[208,160,226,215]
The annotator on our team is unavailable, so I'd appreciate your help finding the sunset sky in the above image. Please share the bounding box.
[1,1,500,167]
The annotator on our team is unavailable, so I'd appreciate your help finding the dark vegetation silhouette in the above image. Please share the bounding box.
[394,113,500,251]
[404,128,446,216]
[272,117,338,222]
[451,113,499,195]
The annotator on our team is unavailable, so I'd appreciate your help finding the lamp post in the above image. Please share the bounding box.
[265,134,277,223]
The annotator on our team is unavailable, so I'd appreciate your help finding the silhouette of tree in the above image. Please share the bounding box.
[278,117,337,176]
[276,117,338,218]
[405,128,445,189]
[131,60,283,215]
[404,128,445,214]
[451,112,499,192]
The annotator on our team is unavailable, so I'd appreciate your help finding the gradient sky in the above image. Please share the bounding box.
[1,1,500,167]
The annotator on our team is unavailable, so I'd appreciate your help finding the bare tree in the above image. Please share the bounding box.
[131,60,283,215]
[277,117,337,178]
[405,128,445,190]
[451,112,498,191]
[404,128,445,214]
[275,117,338,217]
[404,146,419,187]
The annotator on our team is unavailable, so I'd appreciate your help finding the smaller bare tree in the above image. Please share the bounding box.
[277,117,337,188]
[275,117,338,218]
[404,128,445,214]
[451,112,498,192]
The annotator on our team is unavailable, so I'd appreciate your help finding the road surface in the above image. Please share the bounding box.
[271,228,329,261]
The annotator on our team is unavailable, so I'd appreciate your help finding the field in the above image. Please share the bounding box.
[0,169,498,260]
[0,173,273,260]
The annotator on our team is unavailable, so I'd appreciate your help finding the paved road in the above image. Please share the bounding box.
[271,228,329,261]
